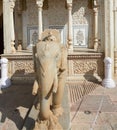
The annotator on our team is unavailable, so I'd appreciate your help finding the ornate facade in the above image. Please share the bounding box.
[0,0,117,82]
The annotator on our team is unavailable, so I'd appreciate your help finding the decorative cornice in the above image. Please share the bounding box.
[1,52,104,60]
[92,0,99,8]
[68,52,104,60]
[1,54,33,60]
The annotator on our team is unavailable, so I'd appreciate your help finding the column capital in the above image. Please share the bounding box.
[66,0,73,4]
[67,3,72,9]
[66,0,73,8]
[9,0,16,9]
[93,7,98,13]
[92,0,99,8]
[36,0,44,8]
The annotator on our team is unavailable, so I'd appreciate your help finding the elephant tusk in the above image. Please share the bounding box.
[32,80,39,95]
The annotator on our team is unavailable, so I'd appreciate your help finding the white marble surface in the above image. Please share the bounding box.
[102,57,116,88]
[0,58,11,88]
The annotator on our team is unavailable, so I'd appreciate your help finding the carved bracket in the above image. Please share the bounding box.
[92,0,99,8]
[9,0,16,9]
[36,0,44,8]
[66,0,73,8]
[66,0,73,4]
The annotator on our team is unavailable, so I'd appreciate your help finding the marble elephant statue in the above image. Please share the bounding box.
[32,29,67,130]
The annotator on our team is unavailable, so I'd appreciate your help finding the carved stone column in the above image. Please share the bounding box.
[3,0,11,53]
[104,0,114,76]
[15,0,23,50]
[36,0,44,41]
[9,0,16,53]
[114,1,117,75]
[93,0,99,51]
[67,0,73,51]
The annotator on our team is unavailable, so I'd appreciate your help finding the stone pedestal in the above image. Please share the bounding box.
[1,52,35,84]
[22,84,70,130]
[67,52,104,82]
[102,57,116,88]
[0,58,11,88]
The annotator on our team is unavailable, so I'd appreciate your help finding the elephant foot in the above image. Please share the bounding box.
[33,120,48,130]
[33,112,63,130]
[52,107,63,117]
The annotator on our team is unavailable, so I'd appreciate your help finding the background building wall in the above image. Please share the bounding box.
[21,0,104,50]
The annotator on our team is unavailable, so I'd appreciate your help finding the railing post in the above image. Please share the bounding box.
[102,57,116,88]
[0,58,11,89]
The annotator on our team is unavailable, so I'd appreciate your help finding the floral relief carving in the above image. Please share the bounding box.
[73,60,97,74]
[73,7,88,25]
[14,61,34,74]
[72,0,93,25]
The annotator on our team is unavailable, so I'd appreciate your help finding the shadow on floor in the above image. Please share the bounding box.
[84,69,102,85]
[0,83,35,130]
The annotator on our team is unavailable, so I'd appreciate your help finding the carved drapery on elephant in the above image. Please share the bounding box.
[32,29,67,130]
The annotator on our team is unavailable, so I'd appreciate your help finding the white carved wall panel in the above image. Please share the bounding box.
[27,26,38,47]
[73,60,97,74]
[22,0,104,49]
[73,25,88,47]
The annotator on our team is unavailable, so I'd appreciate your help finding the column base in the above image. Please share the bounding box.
[102,78,116,88]
[94,38,99,51]
[0,78,11,88]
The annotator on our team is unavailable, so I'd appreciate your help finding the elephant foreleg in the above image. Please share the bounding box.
[39,93,52,120]
[52,71,66,116]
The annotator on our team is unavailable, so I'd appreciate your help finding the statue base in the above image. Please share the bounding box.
[33,112,63,130]
[22,85,70,130]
